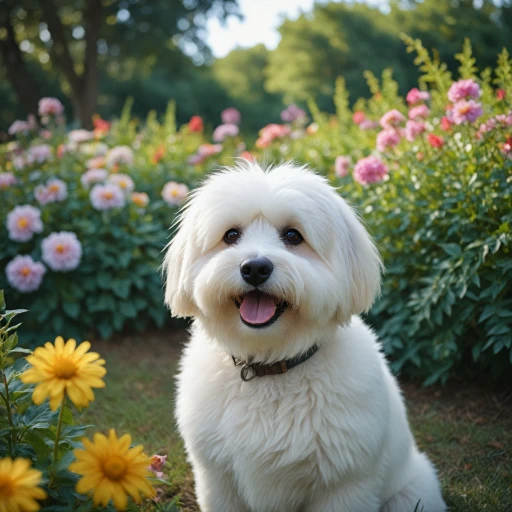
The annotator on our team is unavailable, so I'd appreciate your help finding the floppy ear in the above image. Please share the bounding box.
[163,208,198,318]
[332,195,383,323]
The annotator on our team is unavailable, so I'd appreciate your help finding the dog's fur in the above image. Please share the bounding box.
[164,162,446,512]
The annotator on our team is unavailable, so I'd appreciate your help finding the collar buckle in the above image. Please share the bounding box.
[240,362,257,382]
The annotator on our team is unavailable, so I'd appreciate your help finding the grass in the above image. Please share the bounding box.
[84,331,512,511]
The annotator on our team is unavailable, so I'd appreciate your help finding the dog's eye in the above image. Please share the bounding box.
[283,228,303,246]
[223,228,241,245]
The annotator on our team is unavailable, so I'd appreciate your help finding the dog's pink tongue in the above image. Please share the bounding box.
[239,291,276,324]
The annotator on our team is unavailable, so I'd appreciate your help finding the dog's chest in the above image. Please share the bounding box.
[179,360,355,491]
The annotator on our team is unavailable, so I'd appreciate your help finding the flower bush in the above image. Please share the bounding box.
[1,38,511,383]
[0,290,176,511]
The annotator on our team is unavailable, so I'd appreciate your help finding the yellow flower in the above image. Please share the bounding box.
[0,457,46,512]
[70,430,155,510]
[20,336,106,411]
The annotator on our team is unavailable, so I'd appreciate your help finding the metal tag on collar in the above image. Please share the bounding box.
[240,362,257,381]
[240,357,256,381]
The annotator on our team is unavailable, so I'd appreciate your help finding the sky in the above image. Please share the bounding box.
[205,0,388,59]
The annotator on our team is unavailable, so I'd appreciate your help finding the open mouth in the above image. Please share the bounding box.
[234,290,288,328]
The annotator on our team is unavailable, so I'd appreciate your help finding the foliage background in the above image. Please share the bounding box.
[0,1,511,386]
[1,0,512,133]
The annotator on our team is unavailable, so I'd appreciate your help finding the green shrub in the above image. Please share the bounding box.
[1,38,510,383]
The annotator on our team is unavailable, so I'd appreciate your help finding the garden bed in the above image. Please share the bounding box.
[84,330,512,512]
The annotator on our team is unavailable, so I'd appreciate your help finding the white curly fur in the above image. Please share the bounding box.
[164,162,446,512]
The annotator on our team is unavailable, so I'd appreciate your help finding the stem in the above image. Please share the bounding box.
[2,370,16,452]
[53,398,66,464]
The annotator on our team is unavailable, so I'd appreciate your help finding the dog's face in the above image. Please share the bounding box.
[164,162,382,359]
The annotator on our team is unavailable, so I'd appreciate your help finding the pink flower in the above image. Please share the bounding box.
[359,119,379,130]
[334,156,351,177]
[477,119,497,139]
[427,134,444,148]
[187,154,205,165]
[448,79,481,103]
[408,104,430,120]
[68,129,94,144]
[502,136,512,159]
[239,151,255,162]
[8,120,32,136]
[12,156,26,170]
[379,109,406,129]
[41,231,82,272]
[198,144,223,157]
[34,179,67,205]
[405,120,426,142]
[148,454,167,479]
[38,97,64,117]
[108,173,135,193]
[495,112,512,126]
[6,205,43,242]
[353,111,366,125]
[221,108,241,125]
[150,455,167,472]
[28,144,52,163]
[0,172,17,190]
[451,100,483,125]
[90,183,125,210]
[81,168,108,188]
[440,116,452,132]
[376,128,401,152]
[256,124,291,147]
[353,156,388,185]
[406,88,430,105]
[106,146,134,168]
[497,89,506,101]
[212,123,239,142]
[280,104,306,123]
[162,182,189,206]
[86,156,106,169]
[6,255,46,293]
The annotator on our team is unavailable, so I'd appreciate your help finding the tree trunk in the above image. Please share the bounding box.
[40,0,102,128]
[81,0,102,129]
[0,8,39,117]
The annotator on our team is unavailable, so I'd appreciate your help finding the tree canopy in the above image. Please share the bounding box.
[0,0,239,127]
[1,0,511,132]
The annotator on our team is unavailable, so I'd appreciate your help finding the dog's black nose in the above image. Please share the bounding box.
[240,257,274,286]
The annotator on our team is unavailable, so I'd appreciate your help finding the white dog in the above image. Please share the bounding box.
[164,162,446,512]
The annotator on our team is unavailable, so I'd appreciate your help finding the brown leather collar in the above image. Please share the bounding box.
[232,344,319,381]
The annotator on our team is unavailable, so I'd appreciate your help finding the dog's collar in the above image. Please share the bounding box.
[232,344,319,382]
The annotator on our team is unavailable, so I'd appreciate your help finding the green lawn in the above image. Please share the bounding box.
[83,331,512,511]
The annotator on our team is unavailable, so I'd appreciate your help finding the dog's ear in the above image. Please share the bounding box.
[331,195,383,323]
[163,207,198,318]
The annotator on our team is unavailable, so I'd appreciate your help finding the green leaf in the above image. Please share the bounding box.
[8,347,33,356]
[62,301,80,319]
[439,243,462,258]
[56,450,76,473]
[17,405,53,430]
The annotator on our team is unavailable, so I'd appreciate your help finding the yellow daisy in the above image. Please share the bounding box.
[20,336,106,411]
[0,457,46,512]
[70,430,155,510]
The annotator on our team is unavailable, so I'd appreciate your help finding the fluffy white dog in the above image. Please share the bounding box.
[164,162,446,512]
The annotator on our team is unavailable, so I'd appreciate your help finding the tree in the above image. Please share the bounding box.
[212,44,284,130]
[263,0,512,111]
[0,0,239,128]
